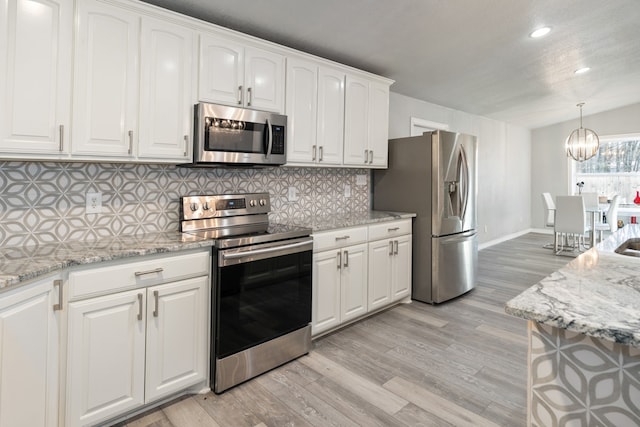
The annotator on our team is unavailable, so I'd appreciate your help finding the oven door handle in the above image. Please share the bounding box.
[220,239,312,265]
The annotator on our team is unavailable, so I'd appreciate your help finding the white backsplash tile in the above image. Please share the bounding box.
[0,162,370,247]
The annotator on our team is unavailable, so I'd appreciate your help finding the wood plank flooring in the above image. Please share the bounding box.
[115,233,571,427]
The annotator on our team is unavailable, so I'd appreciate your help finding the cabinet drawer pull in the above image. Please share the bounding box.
[319,146,324,161]
[337,251,342,269]
[59,125,64,152]
[128,130,133,154]
[153,290,159,317]
[53,279,63,311]
[343,250,349,268]
[394,240,399,255]
[134,267,164,277]
[238,85,243,105]
[364,149,369,163]
[183,135,188,156]
[137,293,143,321]
[312,145,317,161]
[247,87,252,106]
[335,235,350,241]
[389,241,394,256]
[388,227,400,232]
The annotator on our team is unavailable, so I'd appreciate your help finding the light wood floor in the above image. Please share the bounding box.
[115,233,570,427]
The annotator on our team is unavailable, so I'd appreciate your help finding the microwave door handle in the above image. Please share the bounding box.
[265,118,273,158]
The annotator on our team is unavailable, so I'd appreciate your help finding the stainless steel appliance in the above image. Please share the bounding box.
[180,193,312,393]
[189,103,287,167]
[373,130,478,304]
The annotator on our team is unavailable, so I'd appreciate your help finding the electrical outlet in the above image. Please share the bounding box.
[86,192,102,214]
[344,184,351,198]
[356,175,367,186]
[287,186,298,202]
[484,225,488,233]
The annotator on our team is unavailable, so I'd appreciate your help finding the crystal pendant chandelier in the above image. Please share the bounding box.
[565,102,599,162]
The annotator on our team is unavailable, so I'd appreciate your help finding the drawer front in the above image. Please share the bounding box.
[313,226,368,252]
[368,219,412,241]
[68,250,210,301]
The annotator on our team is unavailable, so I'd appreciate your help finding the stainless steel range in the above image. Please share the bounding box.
[180,193,312,393]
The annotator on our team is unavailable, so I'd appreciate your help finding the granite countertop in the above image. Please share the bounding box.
[284,210,416,233]
[505,224,640,348]
[0,210,415,292]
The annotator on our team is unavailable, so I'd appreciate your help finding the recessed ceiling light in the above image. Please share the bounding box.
[529,27,551,38]
[574,67,591,75]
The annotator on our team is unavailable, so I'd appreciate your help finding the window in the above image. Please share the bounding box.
[571,134,640,203]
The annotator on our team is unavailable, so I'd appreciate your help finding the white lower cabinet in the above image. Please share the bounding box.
[64,250,210,427]
[368,221,412,312]
[0,274,61,427]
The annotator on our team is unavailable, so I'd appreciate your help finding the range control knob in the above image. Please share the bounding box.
[249,199,257,207]
[259,199,266,206]
[202,202,210,211]
[190,202,198,212]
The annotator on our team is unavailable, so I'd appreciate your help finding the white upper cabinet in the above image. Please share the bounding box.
[72,0,139,158]
[343,74,390,168]
[316,66,345,165]
[199,33,284,113]
[0,0,72,156]
[138,15,195,160]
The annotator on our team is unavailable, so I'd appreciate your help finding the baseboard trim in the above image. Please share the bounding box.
[479,228,550,250]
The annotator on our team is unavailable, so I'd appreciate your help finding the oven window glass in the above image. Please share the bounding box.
[204,117,266,153]
[215,249,312,358]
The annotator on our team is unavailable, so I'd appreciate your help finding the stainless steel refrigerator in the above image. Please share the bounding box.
[373,130,477,304]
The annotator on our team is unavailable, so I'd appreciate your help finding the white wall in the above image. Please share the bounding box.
[389,92,532,243]
[531,102,640,228]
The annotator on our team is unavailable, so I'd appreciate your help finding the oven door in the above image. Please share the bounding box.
[214,237,312,359]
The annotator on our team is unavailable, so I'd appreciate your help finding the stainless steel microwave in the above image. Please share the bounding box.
[191,103,287,167]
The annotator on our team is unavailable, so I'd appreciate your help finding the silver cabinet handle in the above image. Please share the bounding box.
[312,145,317,161]
[394,240,399,255]
[238,85,243,105]
[343,250,349,268]
[59,125,64,152]
[183,135,188,156]
[388,227,400,232]
[53,279,63,311]
[369,150,373,164]
[153,290,159,317]
[389,241,394,256]
[134,267,164,277]
[364,149,369,163]
[128,130,133,154]
[247,87,252,106]
[335,235,350,241]
[137,293,143,321]
[337,251,342,269]
[319,146,324,161]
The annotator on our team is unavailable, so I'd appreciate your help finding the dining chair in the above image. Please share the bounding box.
[541,192,556,249]
[554,195,589,255]
[594,195,621,242]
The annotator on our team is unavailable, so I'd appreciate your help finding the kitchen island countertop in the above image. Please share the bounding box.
[0,211,415,291]
[505,224,640,348]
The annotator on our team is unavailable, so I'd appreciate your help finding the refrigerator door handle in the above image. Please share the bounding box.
[458,146,470,224]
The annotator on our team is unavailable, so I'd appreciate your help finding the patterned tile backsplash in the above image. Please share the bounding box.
[0,162,371,247]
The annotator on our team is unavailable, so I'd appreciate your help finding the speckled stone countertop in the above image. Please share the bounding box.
[285,210,415,233]
[0,211,415,292]
[505,224,640,348]
[0,232,214,291]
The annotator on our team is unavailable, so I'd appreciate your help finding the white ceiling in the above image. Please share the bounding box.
[141,0,640,129]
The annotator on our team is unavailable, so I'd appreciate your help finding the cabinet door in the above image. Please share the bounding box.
[343,74,370,166]
[244,46,284,113]
[316,66,345,165]
[0,0,72,155]
[340,243,368,322]
[145,276,208,402]
[198,33,244,106]
[66,290,146,427]
[367,239,392,311]
[368,81,389,167]
[391,235,412,301]
[138,16,195,160]
[285,57,318,164]
[72,0,139,157]
[0,276,59,427]
[312,249,341,335]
